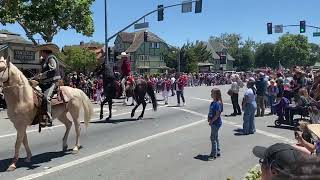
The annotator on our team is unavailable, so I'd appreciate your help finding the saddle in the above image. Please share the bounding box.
[30,80,70,131]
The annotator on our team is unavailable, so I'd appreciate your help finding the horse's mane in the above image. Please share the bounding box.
[9,62,31,86]
[98,63,115,82]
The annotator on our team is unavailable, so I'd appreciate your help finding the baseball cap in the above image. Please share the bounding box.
[253,143,304,170]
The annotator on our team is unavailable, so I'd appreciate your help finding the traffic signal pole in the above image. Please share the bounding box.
[267,23,320,34]
[106,0,200,42]
[104,0,202,73]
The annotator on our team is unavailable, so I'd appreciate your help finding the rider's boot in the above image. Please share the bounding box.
[46,100,53,127]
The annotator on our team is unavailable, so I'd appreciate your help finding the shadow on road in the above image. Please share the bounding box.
[194,154,210,161]
[0,150,72,172]
[233,128,251,136]
[267,125,296,131]
[88,118,155,124]
[167,105,180,108]
[233,128,243,133]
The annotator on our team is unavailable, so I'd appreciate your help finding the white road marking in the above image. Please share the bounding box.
[17,106,295,180]
[191,97,271,113]
[191,97,233,106]
[0,105,167,139]
[16,118,207,180]
[173,107,295,144]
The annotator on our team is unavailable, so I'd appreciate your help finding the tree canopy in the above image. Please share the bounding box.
[255,43,276,68]
[0,0,95,45]
[63,46,96,72]
[274,34,311,67]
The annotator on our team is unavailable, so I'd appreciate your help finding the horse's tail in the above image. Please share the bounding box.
[79,90,93,127]
[147,82,157,111]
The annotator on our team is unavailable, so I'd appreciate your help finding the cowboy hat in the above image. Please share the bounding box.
[35,43,59,53]
[307,124,320,138]
[116,52,129,59]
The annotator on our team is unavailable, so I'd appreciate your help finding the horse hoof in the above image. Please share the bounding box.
[24,157,32,163]
[100,114,103,120]
[131,113,134,118]
[72,146,79,154]
[63,145,68,152]
[138,116,143,120]
[105,117,110,121]
[7,164,16,172]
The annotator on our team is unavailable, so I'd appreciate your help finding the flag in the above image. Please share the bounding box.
[277,61,284,74]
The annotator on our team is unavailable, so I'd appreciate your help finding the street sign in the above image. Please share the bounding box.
[274,25,283,33]
[313,32,320,37]
[134,22,149,30]
[182,0,192,13]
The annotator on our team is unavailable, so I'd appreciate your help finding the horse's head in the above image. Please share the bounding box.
[0,56,10,83]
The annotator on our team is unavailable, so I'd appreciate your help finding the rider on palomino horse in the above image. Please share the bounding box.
[36,44,61,127]
[120,52,131,97]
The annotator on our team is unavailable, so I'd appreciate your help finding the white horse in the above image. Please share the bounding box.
[0,56,93,171]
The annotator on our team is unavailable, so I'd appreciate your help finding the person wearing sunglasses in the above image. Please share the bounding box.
[253,143,305,180]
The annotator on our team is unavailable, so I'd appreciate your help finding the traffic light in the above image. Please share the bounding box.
[158,5,164,21]
[195,0,202,13]
[267,23,273,34]
[144,31,148,42]
[300,20,306,33]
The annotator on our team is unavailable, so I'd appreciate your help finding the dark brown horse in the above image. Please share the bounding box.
[97,64,157,120]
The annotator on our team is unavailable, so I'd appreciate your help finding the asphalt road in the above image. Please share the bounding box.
[0,85,297,180]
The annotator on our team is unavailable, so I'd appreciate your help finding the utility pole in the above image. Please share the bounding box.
[178,50,181,73]
[104,0,112,73]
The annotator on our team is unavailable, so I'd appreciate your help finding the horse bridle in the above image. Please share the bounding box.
[0,57,10,84]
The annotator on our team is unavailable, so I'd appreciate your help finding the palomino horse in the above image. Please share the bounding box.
[0,57,93,171]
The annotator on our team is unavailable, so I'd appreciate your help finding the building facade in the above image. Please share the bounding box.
[198,41,235,72]
[114,30,169,74]
[0,31,41,77]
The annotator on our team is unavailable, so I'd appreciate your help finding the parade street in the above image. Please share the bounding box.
[0,85,296,180]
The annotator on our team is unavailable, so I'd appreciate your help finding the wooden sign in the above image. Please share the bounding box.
[14,50,35,61]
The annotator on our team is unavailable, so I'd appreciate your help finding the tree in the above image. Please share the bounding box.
[274,34,311,67]
[309,43,320,65]
[63,46,96,72]
[163,46,179,70]
[255,43,276,68]
[0,29,10,33]
[180,43,197,73]
[237,46,255,71]
[178,42,212,73]
[209,33,241,59]
[193,41,212,63]
[0,0,95,45]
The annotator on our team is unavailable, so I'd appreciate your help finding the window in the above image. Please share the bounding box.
[139,55,149,60]
[150,42,160,49]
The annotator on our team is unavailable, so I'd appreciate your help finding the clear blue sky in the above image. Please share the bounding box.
[1,0,320,48]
